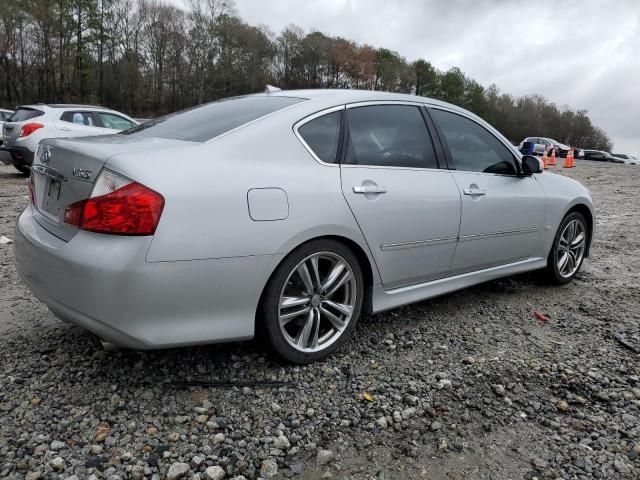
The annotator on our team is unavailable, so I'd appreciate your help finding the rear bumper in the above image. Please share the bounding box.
[14,206,282,349]
[0,145,34,167]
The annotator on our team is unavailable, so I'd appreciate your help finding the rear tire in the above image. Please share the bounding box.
[542,212,588,285]
[14,165,30,176]
[261,239,364,364]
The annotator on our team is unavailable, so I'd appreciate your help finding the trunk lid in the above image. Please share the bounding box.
[31,134,193,241]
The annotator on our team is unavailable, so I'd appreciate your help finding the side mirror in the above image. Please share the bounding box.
[521,155,543,175]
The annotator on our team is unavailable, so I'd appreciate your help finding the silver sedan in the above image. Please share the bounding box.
[14,89,594,363]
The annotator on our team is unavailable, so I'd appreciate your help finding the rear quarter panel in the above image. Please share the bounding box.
[105,105,381,284]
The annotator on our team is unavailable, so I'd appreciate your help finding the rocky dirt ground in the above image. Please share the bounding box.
[0,159,639,480]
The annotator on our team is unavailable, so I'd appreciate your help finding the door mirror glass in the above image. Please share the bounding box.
[521,155,543,175]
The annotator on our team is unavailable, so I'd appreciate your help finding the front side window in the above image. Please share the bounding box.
[298,110,341,163]
[431,109,516,175]
[61,111,97,126]
[345,105,438,169]
[98,112,135,130]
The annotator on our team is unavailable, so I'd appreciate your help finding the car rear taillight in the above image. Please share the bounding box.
[19,123,44,137]
[64,170,164,235]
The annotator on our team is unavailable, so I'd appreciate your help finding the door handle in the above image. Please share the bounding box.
[59,127,71,131]
[463,188,486,196]
[353,185,387,194]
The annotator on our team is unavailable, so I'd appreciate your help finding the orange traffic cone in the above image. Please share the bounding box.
[548,147,557,166]
[541,145,548,169]
[563,148,575,168]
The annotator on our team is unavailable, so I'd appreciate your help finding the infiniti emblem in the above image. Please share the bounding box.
[41,145,52,164]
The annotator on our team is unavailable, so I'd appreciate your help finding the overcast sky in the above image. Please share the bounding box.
[176,0,640,153]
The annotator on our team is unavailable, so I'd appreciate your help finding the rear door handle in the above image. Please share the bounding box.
[463,188,486,196]
[59,127,71,131]
[353,185,387,194]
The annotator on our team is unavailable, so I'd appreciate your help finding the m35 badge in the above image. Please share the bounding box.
[72,167,92,179]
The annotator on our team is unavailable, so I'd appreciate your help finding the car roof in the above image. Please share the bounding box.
[268,88,460,108]
[17,104,115,111]
[257,88,498,129]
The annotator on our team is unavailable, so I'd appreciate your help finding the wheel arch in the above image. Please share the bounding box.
[566,203,594,257]
[255,234,377,334]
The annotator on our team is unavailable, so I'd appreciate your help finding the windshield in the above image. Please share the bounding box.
[120,96,305,142]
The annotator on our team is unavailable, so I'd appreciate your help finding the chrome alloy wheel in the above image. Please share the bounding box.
[557,219,586,278]
[278,252,357,353]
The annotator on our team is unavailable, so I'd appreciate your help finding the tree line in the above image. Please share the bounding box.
[0,0,612,150]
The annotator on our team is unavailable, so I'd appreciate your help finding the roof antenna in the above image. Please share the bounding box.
[264,85,282,93]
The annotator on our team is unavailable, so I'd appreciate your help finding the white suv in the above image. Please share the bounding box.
[0,104,138,175]
[0,109,14,145]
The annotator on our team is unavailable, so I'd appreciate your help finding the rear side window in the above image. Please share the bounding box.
[9,108,44,122]
[98,112,135,130]
[431,109,516,175]
[298,111,341,163]
[60,111,97,126]
[345,105,438,169]
[121,96,305,142]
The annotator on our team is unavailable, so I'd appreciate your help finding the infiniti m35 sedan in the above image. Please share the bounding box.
[14,89,594,363]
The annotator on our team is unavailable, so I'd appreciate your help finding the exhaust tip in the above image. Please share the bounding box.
[100,338,119,351]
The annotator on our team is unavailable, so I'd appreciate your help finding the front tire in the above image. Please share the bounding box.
[543,212,588,284]
[261,239,364,364]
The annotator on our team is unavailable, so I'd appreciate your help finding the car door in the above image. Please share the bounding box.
[338,103,461,289]
[532,138,545,155]
[55,111,101,137]
[429,107,546,274]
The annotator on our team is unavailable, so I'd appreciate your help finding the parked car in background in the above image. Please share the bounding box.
[582,150,624,163]
[518,137,583,158]
[14,89,594,364]
[612,153,639,165]
[1,104,138,175]
[0,109,14,145]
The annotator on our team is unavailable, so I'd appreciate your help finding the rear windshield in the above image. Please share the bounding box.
[9,108,44,122]
[120,96,305,142]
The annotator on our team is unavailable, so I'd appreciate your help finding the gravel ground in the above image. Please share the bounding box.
[1,159,639,480]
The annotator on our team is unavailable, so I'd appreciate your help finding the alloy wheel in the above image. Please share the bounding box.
[557,219,586,278]
[278,251,357,353]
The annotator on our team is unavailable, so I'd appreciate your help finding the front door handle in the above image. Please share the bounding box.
[463,188,486,196]
[353,185,387,194]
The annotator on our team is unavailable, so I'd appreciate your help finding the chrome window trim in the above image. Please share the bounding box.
[341,164,448,173]
[293,105,345,167]
[346,100,427,109]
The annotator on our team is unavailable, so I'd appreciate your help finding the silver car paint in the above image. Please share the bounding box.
[14,89,595,348]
